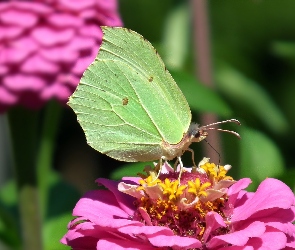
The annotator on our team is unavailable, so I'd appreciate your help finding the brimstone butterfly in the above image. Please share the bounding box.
[68,27,240,163]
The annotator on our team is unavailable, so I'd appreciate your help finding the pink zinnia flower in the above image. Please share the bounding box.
[61,158,295,249]
[0,0,122,112]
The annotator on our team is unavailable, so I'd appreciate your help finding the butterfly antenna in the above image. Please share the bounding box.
[205,127,241,139]
[204,139,221,165]
[201,119,241,139]
[201,119,241,128]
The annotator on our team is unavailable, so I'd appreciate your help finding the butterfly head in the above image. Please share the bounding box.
[188,119,241,143]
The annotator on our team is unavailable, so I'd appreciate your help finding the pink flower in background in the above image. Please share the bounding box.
[61,160,295,249]
[0,0,122,113]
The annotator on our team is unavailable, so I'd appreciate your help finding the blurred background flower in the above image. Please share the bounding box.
[0,0,122,112]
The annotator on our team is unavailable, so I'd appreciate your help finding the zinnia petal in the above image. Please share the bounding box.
[232,178,295,222]
[0,0,122,113]
[62,160,295,249]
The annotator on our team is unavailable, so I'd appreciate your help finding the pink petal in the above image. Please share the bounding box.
[40,84,71,102]
[287,237,295,248]
[56,74,79,88]
[138,207,152,226]
[148,234,202,249]
[1,47,34,64]
[4,2,52,14]
[58,0,96,11]
[227,178,252,196]
[0,86,17,105]
[219,246,253,250]
[207,221,265,248]
[164,162,177,173]
[48,13,83,28]
[81,9,99,19]
[67,36,96,51]
[248,207,295,227]
[118,225,201,248]
[118,182,144,200]
[95,12,123,27]
[72,50,97,75]
[79,24,103,41]
[40,46,78,63]
[0,26,23,40]
[232,178,295,222]
[98,178,136,215]
[21,54,59,74]
[72,189,140,228]
[0,65,8,75]
[31,27,75,46]
[118,224,174,236]
[247,231,287,249]
[203,212,226,242]
[95,0,119,10]
[4,74,45,91]
[0,9,38,27]
[97,238,155,250]
[61,221,100,249]
[12,36,38,51]
[65,220,140,246]
[1,37,38,64]
[121,177,141,183]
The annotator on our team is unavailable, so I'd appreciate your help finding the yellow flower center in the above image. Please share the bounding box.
[132,160,234,240]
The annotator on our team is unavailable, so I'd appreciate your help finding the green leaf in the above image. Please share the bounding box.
[46,171,80,219]
[239,126,285,190]
[276,169,295,191]
[0,172,80,249]
[162,2,190,69]
[43,172,80,249]
[170,69,232,117]
[0,180,17,207]
[0,182,20,248]
[215,62,289,134]
[271,41,295,59]
[44,213,73,250]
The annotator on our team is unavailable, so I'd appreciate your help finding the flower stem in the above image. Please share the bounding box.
[191,0,222,162]
[36,101,62,221]
[8,107,43,250]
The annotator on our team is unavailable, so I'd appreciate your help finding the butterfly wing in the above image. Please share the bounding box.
[68,27,191,162]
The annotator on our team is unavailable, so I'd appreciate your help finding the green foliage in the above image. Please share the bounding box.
[0,172,80,250]
[239,126,285,191]
[215,62,289,134]
[0,182,20,249]
[171,69,232,117]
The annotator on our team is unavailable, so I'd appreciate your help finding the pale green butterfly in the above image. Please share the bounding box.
[68,27,240,165]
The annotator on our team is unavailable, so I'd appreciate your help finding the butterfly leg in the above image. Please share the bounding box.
[177,156,184,184]
[173,157,179,171]
[155,157,164,173]
[154,156,165,180]
[187,148,197,168]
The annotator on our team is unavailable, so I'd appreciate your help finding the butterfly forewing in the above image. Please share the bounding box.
[69,27,192,162]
